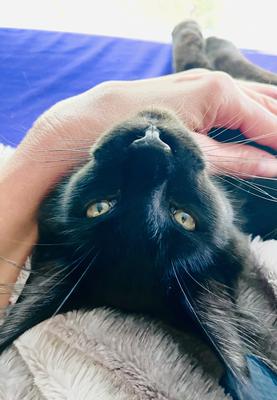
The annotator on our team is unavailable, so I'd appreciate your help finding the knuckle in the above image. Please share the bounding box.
[94,80,127,98]
[206,71,234,93]
[92,80,130,109]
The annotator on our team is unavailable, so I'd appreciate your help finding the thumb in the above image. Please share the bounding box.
[194,133,277,178]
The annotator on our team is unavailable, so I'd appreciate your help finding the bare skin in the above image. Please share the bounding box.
[0,69,277,306]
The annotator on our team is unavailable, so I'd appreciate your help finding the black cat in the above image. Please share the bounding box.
[0,20,276,399]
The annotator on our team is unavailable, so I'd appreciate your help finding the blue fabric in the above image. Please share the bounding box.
[246,356,277,400]
[223,356,277,400]
[0,28,276,146]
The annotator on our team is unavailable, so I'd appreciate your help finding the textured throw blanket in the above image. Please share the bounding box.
[0,146,276,400]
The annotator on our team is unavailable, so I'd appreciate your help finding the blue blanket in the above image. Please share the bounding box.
[0,28,276,146]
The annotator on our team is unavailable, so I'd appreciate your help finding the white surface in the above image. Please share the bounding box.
[0,0,276,53]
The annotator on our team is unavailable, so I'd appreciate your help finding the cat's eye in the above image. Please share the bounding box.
[173,210,196,231]
[86,200,113,218]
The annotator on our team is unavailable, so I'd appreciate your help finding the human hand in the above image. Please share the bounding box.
[116,70,277,177]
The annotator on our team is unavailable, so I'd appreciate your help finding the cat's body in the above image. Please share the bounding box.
[0,21,276,399]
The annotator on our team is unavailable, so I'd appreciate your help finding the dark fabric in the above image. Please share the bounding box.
[0,28,276,146]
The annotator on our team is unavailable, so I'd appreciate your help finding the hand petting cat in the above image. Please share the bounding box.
[0,68,276,307]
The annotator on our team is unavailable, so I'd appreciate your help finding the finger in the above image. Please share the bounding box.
[242,87,277,115]
[194,133,277,177]
[238,94,277,149]
[216,91,277,150]
[239,80,277,100]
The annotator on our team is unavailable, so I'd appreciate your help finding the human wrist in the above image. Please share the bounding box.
[0,170,38,253]
[0,201,37,306]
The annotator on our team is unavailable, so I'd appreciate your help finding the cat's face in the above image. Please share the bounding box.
[40,109,238,317]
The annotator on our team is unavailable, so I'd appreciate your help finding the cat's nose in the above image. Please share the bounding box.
[131,126,171,152]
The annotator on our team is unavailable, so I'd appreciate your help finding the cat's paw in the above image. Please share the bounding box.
[172,20,211,72]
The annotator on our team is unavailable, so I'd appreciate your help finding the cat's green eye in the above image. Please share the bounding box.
[173,210,196,231]
[86,200,113,218]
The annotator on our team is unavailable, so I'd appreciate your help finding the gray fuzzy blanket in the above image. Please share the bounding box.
[0,237,276,400]
[0,146,276,399]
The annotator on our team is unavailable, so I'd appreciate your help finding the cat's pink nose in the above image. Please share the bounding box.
[131,126,171,152]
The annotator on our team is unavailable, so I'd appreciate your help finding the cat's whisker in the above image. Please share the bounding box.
[212,163,277,197]
[0,239,92,293]
[44,250,99,329]
[175,257,235,304]
[204,122,240,139]
[210,164,277,194]
[215,169,277,202]
[213,166,277,182]
[215,170,277,201]
[6,245,95,314]
[208,327,260,353]
[221,117,261,140]
[220,130,277,147]
[212,129,245,144]
[22,110,276,168]
[203,130,277,151]
[207,154,277,161]
[172,264,238,378]
[160,96,199,130]
[37,247,95,295]
[176,99,192,123]
[21,158,88,165]
[212,170,277,202]
[205,114,246,140]
[197,109,246,138]
[197,101,216,132]
[210,162,275,183]
[35,147,92,153]
[235,178,277,198]
[24,155,90,164]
